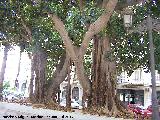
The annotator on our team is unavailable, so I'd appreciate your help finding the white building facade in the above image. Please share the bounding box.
[60,66,83,102]
[0,46,31,97]
[117,68,160,107]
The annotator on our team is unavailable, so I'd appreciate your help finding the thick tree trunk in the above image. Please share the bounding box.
[89,36,131,117]
[57,86,60,104]
[45,53,69,102]
[48,0,118,99]
[0,44,10,101]
[73,47,91,105]
[90,35,108,109]
[46,0,142,116]
[15,51,22,89]
[29,53,35,102]
[91,35,103,108]
[35,50,47,103]
[66,59,71,109]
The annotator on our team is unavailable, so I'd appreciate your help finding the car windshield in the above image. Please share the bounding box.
[137,106,145,110]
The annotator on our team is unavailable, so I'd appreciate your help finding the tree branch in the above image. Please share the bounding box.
[115,0,143,11]
[48,13,91,94]
[15,13,32,41]
[47,13,77,62]
[102,0,109,9]
[53,53,69,88]
[20,33,31,41]
[78,0,84,11]
[79,0,118,58]
[20,18,32,41]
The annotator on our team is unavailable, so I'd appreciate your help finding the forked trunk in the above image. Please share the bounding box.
[48,0,118,100]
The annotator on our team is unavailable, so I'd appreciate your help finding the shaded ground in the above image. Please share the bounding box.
[0,102,132,120]
[0,109,57,120]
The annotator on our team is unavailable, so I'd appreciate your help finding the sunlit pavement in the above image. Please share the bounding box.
[0,102,61,120]
[0,102,132,120]
[0,108,59,120]
[0,109,54,120]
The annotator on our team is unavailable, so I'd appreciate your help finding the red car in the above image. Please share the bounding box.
[139,108,152,118]
[147,105,160,116]
[147,105,152,112]
[128,104,152,118]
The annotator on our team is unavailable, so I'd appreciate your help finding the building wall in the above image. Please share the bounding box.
[0,46,31,96]
[60,80,83,101]
[143,87,151,107]
[60,65,83,101]
[118,68,160,85]
[117,68,160,107]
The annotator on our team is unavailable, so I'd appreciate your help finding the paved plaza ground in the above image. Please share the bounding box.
[0,102,132,120]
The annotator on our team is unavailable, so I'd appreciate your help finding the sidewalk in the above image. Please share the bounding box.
[0,102,132,120]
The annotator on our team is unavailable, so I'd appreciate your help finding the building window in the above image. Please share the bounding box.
[72,87,79,100]
[135,70,140,81]
[21,83,26,92]
[62,90,66,98]
[15,79,19,89]
[156,73,160,81]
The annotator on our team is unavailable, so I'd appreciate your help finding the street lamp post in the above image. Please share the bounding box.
[123,7,160,120]
[147,11,160,120]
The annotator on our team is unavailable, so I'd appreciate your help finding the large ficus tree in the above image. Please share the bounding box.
[0,0,69,104]
[45,0,160,116]
[43,0,145,116]
[2,0,160,117]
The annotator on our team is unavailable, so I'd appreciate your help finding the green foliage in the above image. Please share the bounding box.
[3,81,10,90]
[2,81,10,95]
[107,1,160,75]
[67,5,103,46]
[46,58,55,81]
[83,40,93,76]
[1,0,160,78]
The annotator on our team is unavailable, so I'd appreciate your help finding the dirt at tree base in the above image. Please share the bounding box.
[82,107,151,120]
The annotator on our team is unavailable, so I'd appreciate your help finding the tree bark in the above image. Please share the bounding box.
[29,53,35,102]
[48,0,118,96]
[47,14,90,95]
[32,49,47,103]
[46,53,69,102]
[89,36,130,117]
[0,44,10,101]
[91,35,102,108]
[66,59,71,109]
[78,0,118,58]
[15,51,22,89]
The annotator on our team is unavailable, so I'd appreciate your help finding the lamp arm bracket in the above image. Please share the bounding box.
[152,19,160,32]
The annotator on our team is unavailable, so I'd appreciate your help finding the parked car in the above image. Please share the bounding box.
[147,105,160,116]
[6,94,19,102]
[128,104,152,118]
[147,105,152,112]
[128,104,140,111]
[60,100,66,107]
[60,99,82,109]
[77,100,83,109]
[136,106,151,118]
[71,100,80,109]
